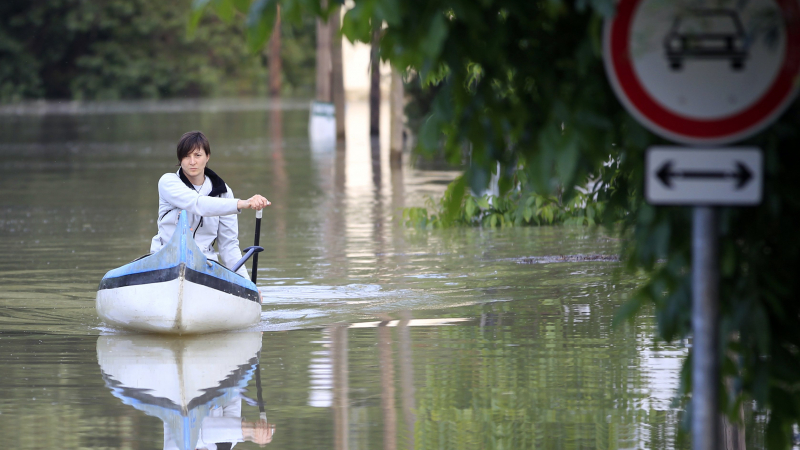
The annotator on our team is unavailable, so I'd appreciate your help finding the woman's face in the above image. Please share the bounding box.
[180,147,209,179]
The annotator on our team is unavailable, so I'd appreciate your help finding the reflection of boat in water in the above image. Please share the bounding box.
[97,332,273,450]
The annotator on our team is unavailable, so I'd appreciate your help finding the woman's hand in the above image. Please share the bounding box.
[238,195,271,210]
[241,420,275,445]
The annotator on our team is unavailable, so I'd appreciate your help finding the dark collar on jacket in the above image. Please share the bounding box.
[178,167,228,197]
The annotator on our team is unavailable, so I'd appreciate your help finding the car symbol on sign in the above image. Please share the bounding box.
[663,9,748,71]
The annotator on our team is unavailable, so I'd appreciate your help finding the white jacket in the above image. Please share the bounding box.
[150,169,249,278]
[163,398,244,450]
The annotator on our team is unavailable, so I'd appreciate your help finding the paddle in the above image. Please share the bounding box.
[255,361,267,421]
[251,209,262,284]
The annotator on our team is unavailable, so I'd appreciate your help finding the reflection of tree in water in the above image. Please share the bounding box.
[411,301,686,449]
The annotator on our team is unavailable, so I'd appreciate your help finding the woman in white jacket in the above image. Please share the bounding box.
[150,131,269,279]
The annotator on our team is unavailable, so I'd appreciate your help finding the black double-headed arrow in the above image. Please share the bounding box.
[656,160,753,189]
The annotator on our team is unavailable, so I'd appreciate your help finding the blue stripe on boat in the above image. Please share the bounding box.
[98,211,259,301]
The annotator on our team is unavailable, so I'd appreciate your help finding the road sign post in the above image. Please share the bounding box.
[692,207,720,450]
[603,0,798,446]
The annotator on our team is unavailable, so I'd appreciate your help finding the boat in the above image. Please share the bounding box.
[96,210,262,334]
[97,332,273,450]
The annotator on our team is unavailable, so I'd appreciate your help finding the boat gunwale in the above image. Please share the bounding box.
[98,263,260,303]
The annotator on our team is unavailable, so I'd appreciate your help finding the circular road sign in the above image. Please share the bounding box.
[604,0,800,145]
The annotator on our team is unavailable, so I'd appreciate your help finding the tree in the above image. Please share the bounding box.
[369,26,381,137]
[191,0,800,447]
[0,0,318,102]
[268,6,282,97]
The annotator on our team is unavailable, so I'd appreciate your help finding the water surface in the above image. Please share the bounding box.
[0,99,687,449]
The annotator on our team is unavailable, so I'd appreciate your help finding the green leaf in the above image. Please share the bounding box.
[421,13,447,60]
[188,0,214,37]
[246,0,278,53]
[211,0,236,23]
[441,176,466,225]
[555,130,580,188]
[418,114,443,155]
[465,196,477,217]
[232,0,250,13]
[374,0,401,26]
[341,2,374,43]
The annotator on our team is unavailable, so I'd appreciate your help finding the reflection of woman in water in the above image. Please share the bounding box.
[163,397,275,450]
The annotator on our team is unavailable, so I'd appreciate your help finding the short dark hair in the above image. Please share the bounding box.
[177,131,210,161]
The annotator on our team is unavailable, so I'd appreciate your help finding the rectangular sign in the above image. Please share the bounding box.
[645,147,762,205]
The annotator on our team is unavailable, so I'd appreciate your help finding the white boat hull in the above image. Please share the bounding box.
[97,269,261,334]
[96,210,262,334]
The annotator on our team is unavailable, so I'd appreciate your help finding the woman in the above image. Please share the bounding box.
[150,131,269,279]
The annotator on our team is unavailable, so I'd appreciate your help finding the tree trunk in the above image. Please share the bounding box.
[315,5,332,103]
[369,25,381,136]
[330,5,346,141]
[378,322,396,450]
[332,325,349,450]
[718,414,746,450]
[717,371,746,449]
[389,68,403,166]
[268,6,281,97]
[398,312,416,450]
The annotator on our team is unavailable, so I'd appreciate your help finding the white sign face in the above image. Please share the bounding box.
[604,0,800,145]
[646,147,762,205]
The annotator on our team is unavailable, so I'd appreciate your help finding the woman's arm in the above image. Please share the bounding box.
[159,173,269,215]
[159,173,240,217]
[218,186,250,278]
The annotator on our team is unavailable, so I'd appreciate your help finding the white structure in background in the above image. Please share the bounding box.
[308,328,334,407]
[309,101,336,153]
[309,6,392,151]
[341,25,392,101]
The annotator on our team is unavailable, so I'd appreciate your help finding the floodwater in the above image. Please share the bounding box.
[0,99,688,449]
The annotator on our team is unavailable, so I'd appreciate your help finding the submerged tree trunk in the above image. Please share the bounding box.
[330,5,345,141]
[369,25,380,137]
[268,6,281,97]
[389,67,403,166]
[719,414,745,450]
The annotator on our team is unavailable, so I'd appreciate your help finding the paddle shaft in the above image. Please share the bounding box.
[251,210,262,284]
[255,361,267,419]
[252,210,265,420]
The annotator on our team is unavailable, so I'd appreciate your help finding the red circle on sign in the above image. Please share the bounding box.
[604,0,800,144]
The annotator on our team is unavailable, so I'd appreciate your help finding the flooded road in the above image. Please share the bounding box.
[0,100,687,449]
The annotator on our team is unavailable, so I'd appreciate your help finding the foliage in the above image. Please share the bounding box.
[403,174,609,229]
[0,0,316,102]
[194,0,800,447]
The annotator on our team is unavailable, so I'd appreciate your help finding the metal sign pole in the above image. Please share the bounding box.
[692,206,719,450]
